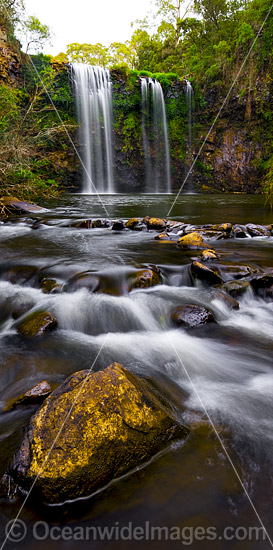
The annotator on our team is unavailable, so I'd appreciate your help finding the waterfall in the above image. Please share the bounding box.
[185,80,194,189]
[140,77,171,194]
[70,63,115,194]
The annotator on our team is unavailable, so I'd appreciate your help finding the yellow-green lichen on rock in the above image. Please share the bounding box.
[177,232,207,250]
[9,363,188,503]
[17,311,58,337]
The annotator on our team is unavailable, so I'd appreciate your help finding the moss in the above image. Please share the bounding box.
[17,310,58,337]
[10,363,188,503]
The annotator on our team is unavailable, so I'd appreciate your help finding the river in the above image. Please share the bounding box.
[0,193,272,549]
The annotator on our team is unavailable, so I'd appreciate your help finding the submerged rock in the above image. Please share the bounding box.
[4,381,52,412]
[211,290,240,310]
[191,261,223,285]
[0,197,47,215]
[62,272,100,293]
[177,232,207,250]
[9,363,188,504]
[17,311,58,337]
[222,280,251,298]
[40,278,60,294]
[171,305,216,327]
[1,264,38,285]
[129,268,161,290]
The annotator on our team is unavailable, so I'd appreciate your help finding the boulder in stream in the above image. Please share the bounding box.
[222,280,251,298]
[145,217,166,230]
[177,232,207,250]
[171,305,216,327]
[17,311,58,337]
[9,363,188,504]
[191,261,223,285]
[129,268,161,290]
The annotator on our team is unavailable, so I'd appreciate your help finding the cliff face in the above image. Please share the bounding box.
[194,82,273,193]
[111,70,271,194]
[0,24,23,85]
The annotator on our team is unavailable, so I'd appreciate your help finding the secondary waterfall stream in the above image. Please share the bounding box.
[141,77,171,193]
[70,63,115,194]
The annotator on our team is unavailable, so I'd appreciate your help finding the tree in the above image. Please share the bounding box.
[66,42,111,67]
[20,15,51,54]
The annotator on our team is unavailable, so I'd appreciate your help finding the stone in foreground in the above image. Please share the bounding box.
[9,363,188,504]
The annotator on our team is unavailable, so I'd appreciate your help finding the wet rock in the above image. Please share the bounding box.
[220,264,257,281]
[112,220,125,231]
[211,290,240,310]
[40,278,59,294]
[70,219,109,229]
[62,272,100,293]
[3,381,52,412]
[155,232,170,241]
[129,268,161,290]
[250,273,273,295]
[73,219,92,229]
[222,280,251,298]
[171,305,216,327]
[201,249,219,261]
[233,225,248,238]
[126,218,142,230]
[17,311,58,337]
[1,265,38,285]
[191,261,223,285]
[146,217,166,230]
[246,224,270,237]
[211,223,233,233]
[199,230,227,241]
[0,197,47,215]
[9,363,188,504]
[177,232,207,250]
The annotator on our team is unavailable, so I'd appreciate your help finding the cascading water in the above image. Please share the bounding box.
[141,77,171,193]
[184,79,194,190]
[70,63,115,194]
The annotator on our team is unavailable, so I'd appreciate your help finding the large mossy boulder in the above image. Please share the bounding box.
[9,363,188,504]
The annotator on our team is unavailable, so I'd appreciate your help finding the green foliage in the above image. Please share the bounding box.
[262,155,273,207]
[20,15,51,53]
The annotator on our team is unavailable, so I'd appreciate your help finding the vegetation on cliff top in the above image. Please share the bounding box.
[0,0,273,199]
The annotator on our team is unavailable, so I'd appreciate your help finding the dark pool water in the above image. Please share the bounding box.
[0,194,273,550]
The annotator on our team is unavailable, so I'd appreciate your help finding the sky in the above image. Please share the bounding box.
[23,0,151,55]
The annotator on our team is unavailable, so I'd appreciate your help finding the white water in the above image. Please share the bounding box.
[70,64,114,194]
[185,80,194,189]
[141,77,171,193]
